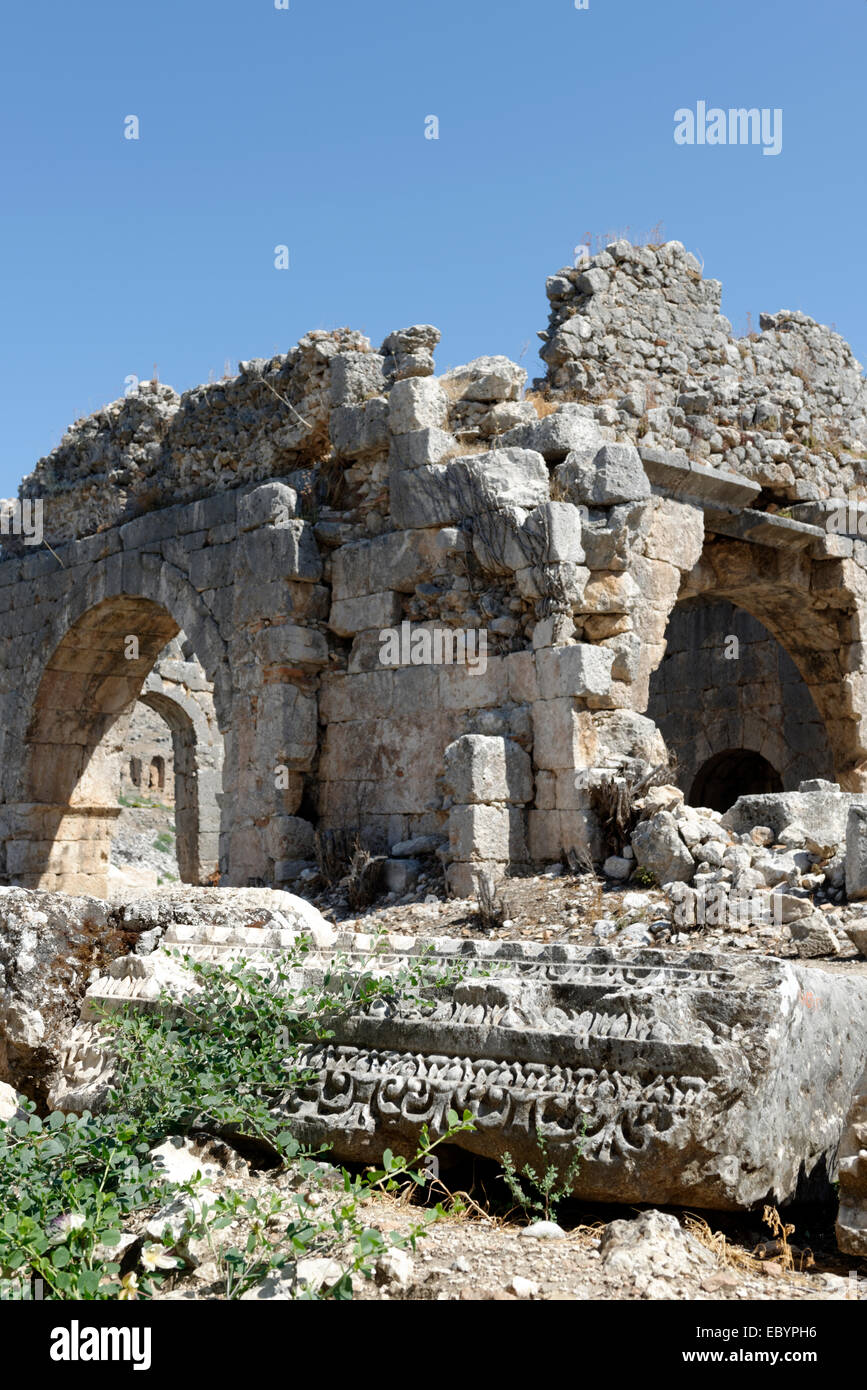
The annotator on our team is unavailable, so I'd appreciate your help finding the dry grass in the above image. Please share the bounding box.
[685,1209,815,1282]
[525,390,558,420]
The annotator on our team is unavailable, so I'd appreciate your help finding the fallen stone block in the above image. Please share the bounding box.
[631,811,695,884]
[724,783,867,850]
[383,858,421,894]
[52,931,867,1212]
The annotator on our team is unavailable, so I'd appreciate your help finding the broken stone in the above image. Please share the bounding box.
[630,811,695,884]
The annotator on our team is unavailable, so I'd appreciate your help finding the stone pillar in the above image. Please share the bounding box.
[443,734,531,897]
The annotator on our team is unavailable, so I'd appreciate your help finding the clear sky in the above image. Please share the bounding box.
[1,0,865,497]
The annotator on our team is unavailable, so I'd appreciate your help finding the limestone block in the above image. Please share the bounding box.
[388,377,449,434]
[534,771,557,811]
[443,735,533,805]
[320,713,459,814]
[319,670,394,724]
[449,804,527,862]
[389,465,458,529]
[534,644,614,701]
[515,562,589,604]
[188,542,235,593]
[847,804,867,899]
[521,502,585,564]
[532,614,577,649]
[502,404,604,462]
[390,449,549,530]
[604,631,643,684]
[440,356,526,403]
[329,591,403,638]
[579,572,641,615]
[471,506,532,574]
[257,624,329,668]
[391,665,441,717]
[837,1061,867,1255]
[331,540,372,601]
[557,443,651,506]
[531,699,593,772]
[643,496,705,570]
[265,938,865,1206]
[446,861,504,898]
[507,651,539,704]
[593,710,668,768]
[329,351,388,406]
[631,812,695,884]
[240,522,322,583]
[527,809,563,861]
[383,859,421,894]
[439,656,508,710]
[234,486,295,533]
[258,683,318,772]
[723,787,865,850]
[330,399,389,460]
[267,815,316,861]
[388,428,456,471]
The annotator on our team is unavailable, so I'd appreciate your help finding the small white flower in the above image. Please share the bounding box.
[140,1242,180,1272]
[48,1212,87,1242]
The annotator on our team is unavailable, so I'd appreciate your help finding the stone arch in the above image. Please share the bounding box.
[140,665,224,886]
[11,581,229,895]
[690,749,783,814]
[667,534,867,791]
[647,593,836,800]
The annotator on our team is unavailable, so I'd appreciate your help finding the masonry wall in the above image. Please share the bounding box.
[2,242,867,896]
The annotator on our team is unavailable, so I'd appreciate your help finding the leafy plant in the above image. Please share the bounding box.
[499,1125,586,1224]
[0,935,478,1301]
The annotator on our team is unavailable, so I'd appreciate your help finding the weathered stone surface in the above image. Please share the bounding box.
[837,1062,867,1255]
[0,1080,24,1121]
[55,929,867,1211]
[502,404,604,462]
[725,785,866,849]
[631,812,695,884]
[440,356,526,403]
[443,735,533,806]
[846,805,867,900]
[556,443,651,506]
[387,377,449,434]
[534,644,614,701]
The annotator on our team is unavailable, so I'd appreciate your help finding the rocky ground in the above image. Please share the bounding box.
[134,1136,863,1304]
[109,800,179,894]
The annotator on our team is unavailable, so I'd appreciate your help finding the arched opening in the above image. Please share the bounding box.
[18,596,223,896]
[690,748,783,814]
[647,596,835,806]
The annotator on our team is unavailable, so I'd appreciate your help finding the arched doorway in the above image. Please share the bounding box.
[647,596,835,807]
[690,748,783,813]
[19,596,223,896]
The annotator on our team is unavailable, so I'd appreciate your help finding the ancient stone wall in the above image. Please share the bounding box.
[2,242,867,896]
[540,240,867,502]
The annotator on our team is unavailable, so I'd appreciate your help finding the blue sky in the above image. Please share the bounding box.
[2,0,865,497]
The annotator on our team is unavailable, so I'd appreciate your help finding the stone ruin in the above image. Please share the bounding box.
[3,239,867,1250]
[3,237,867,902]
[34,898,867,1215]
